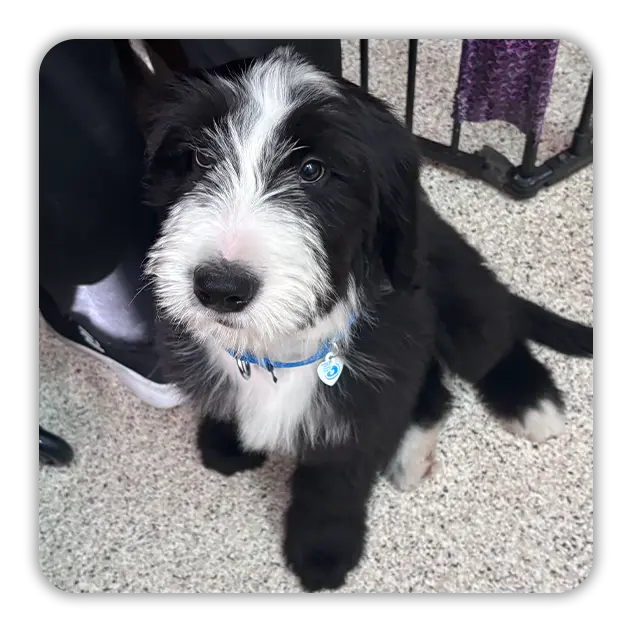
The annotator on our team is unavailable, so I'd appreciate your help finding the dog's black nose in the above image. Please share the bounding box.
[193,262,259,313]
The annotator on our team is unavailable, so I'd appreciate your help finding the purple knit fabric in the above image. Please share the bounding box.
[453,39,560,139]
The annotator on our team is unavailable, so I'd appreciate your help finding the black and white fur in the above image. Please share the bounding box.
[143,47,593,591]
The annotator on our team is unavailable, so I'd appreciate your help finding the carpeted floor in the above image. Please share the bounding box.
[39,39,593,593]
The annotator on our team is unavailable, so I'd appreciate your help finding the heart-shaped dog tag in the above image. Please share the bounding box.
[317,353,344,386]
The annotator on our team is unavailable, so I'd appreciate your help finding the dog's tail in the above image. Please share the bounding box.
[518,296,593,358]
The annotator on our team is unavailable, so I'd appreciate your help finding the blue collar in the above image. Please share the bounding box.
[227,313,357,373]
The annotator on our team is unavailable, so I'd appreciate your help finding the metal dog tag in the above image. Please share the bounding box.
[317,352,344,386]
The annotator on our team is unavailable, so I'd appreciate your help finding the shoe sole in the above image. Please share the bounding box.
[42,321,187,410]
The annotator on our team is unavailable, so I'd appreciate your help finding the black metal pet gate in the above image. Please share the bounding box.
[359,39,593,200]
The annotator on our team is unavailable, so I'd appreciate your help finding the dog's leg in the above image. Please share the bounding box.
[284,457,374,592]
[386,360,453,491]
[475,342,566,442]
[197,416,267,475]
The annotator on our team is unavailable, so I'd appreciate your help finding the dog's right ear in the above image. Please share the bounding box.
[141,77,197,208]
[140,72,232,208]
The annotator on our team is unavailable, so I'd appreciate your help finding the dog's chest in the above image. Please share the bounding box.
[214,349,326,454]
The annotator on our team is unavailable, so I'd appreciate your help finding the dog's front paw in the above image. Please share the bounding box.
[284,511,365,592]
[197,417,266,476]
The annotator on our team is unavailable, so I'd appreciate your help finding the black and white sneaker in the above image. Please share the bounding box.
[40,287,186,409]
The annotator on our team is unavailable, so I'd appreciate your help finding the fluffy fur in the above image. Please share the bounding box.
[143,47,593,592]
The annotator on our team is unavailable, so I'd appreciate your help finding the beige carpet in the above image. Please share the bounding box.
[39,39,593,593]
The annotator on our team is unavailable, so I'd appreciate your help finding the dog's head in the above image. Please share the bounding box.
[145,47,426,350]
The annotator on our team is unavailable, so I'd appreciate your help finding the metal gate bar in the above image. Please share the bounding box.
[571,75,593,156]
[451,121,462,152]
[360,39,369,92]
[520,131,539,178]
[405,39,418,130]
[360,39,593,200]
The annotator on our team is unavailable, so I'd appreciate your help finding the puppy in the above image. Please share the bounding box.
[144,47,593,591]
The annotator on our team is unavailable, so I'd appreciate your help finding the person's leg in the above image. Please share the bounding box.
[39,39,181,404]
[39,40,155,341]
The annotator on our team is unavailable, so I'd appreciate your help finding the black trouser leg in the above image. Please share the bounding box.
[40,39,160,345]
[40,39,150,296]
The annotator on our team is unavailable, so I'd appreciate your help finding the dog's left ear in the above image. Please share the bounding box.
[374,152,428,293]
[352,87,428,292]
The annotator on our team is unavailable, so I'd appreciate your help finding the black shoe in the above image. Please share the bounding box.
[39,287,185,409]
[39,426,74,465]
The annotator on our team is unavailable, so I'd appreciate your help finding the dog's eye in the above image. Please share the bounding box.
[195,150,213,169]
[299,159,325,183]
